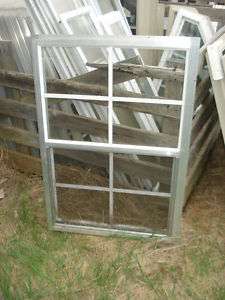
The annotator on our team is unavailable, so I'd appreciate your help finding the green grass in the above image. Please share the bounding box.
[0,180,225,300]
[213,286,225,300]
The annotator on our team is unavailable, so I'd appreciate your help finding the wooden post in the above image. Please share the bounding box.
[136,0,165,65]
[0,40,32,154]
[0,41,11,126]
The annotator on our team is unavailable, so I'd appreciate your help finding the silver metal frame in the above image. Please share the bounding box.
[33,35,200,238]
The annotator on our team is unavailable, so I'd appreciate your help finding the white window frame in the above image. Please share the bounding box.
[59,6,159,132]
[207,31,225,143]
[154,8,216,92]
[98,10,159,132]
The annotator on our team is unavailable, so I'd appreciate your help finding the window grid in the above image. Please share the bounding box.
[33,35,200,238]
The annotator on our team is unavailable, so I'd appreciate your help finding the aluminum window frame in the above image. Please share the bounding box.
[33,35,200,238]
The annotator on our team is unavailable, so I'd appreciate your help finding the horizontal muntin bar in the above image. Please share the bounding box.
[56,218,109,228]
[56,183,171,198]
[45,93,108,102]
[53,222,167,238]
[46,139,180,157]
[56,183,109,192]
[45,93,183,106]
[113,97,182,106]
[60,7,91,21]
[33,35,194,51]
[113,188,170,198]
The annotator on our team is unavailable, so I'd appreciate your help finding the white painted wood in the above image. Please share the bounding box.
[0,0,26,9]
[136,0,165,66]
[207,33,225,80]
[154,8,216,92]
[207,52,225,143]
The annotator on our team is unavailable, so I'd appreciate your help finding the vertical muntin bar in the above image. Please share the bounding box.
[108,47,114,223]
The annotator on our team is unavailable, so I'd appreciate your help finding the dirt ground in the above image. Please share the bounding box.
[184,136,225,235]
[0,137,224,299]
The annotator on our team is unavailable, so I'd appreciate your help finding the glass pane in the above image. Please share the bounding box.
[57,188,109,224]
[113,153,173,194]
[181,21,204,47]
[113,102,180,147]
[54,149,109,187]
[47,99,108,142]
[44,45,108,96]
[113,193,169,234]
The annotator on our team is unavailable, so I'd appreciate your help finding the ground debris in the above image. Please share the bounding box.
[0,188,4,200]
